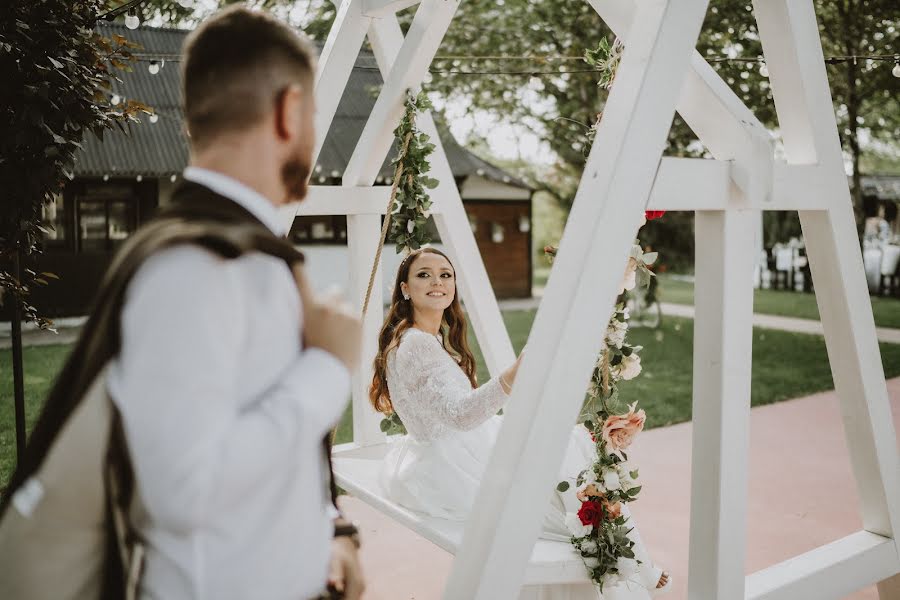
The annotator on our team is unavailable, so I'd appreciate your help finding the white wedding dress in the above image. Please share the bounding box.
[380,328,663,600]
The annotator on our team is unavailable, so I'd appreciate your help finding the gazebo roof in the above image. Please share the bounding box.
[74,24,531,191]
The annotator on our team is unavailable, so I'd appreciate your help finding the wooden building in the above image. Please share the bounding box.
[26,24,534,318]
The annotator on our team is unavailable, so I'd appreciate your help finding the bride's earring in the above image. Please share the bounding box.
[402,289,410,300]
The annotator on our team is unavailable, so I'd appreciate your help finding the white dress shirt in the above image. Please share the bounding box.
[107,167,350,600]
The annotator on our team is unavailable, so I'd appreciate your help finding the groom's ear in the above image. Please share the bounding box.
[274,84,307,142]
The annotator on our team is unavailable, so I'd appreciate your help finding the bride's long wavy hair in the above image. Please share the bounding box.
[369,247,477,415]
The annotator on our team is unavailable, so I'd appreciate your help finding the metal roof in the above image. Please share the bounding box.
[74,24,531,191]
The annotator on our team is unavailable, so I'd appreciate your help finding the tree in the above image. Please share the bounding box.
[0,0,145,458]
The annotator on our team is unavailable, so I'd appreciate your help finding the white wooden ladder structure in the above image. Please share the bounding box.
[286,0,900,598]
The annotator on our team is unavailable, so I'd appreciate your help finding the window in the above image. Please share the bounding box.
[75,184,138,252]
[289,216,348,245]
[42,194,67,244]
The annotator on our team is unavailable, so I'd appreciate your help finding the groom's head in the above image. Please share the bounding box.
[182,5,316,202]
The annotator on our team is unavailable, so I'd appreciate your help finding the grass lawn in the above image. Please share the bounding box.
[658,274,900,329]
[6,312,900,488]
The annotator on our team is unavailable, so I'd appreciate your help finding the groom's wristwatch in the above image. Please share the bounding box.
[334,521,361,549]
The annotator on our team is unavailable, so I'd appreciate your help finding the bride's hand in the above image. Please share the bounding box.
[500,349,525,394]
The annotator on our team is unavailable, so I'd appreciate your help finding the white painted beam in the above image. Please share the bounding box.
[446,2,710,597]
[754,0,900,560]
[745,531,899,600]
[343,0,460,185]
[646,160,843,212]
[346,214,386,446]
[312,0,371,171]
[688,209,757,600]
[367,16,515,375]
[361,0,420,18]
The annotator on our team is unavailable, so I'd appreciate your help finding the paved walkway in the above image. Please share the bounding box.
[0,317,85,349]
[341,379,900,599]
[496,294,900,344]
[659,301,900,344]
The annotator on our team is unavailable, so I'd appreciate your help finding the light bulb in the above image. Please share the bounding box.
[893,62,900,78]
[136,175,143,182]
[111,94,121,105]
[148,61,160,75]
[759,62,769,77]
[103,174,110,182]
[149,113,159,123]
[177,0,192,7]
[124,14,140,30]
[170,174,177,183]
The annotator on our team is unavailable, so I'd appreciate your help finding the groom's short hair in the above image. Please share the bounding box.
[181,5,316,149]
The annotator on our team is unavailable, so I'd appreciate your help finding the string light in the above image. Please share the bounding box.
[759,62,769,77]
[893,62,900,78]
[124,13,140,29]
[136,174,143,182]
[149,113,159,123]
[148,60,161,74]
[110,94,121,105]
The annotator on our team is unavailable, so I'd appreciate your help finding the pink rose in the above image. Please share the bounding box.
[602,497,623,520]
[601,402,646,450]
[576,483,603,502]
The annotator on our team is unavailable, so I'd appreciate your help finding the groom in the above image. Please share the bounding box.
[108,6,364,599]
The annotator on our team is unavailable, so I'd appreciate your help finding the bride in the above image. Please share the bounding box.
[369,247,669,599]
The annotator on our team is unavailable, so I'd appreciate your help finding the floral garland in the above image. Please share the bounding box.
[388,89,439,254]
[547,37,668,592]
[548,225,660,591]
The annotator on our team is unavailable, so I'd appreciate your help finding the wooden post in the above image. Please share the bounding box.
[688,209,757,599]
[11,248,26,462]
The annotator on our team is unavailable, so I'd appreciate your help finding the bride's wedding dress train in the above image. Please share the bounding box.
[380,328,663,599]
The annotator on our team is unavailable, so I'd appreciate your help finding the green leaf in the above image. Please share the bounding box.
[556,481,570,492]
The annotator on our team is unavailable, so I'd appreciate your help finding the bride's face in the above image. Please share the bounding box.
[401,253,456,312]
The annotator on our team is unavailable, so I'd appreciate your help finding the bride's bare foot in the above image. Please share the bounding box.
[656,571,670,589]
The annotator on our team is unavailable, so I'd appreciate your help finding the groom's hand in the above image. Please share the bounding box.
[328,537,365,600]
[293,265,362,372]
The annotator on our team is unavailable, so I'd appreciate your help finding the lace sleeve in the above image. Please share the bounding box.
[395,331,508,431]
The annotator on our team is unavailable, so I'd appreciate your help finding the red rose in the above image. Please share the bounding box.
[645,210,666,221]
[577,500,605,527]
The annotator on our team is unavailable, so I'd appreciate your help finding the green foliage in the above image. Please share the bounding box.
[388,90,438,254]
[379,411,406,436]
[1,0,146,327]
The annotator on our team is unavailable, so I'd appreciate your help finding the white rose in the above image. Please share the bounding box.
[582,468,597,485]
[565,512,593,538]
[606,326,627,348]
[580,539,598,554]
[583,556,601,569]
[616,557,640,578]
[602,469,621,491]
[618,354,642,380]
[618,258,638,294]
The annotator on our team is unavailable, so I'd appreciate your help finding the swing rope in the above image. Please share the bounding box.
[360,130,415,318]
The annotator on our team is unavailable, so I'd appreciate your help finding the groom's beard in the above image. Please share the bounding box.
[281,151,311,202]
